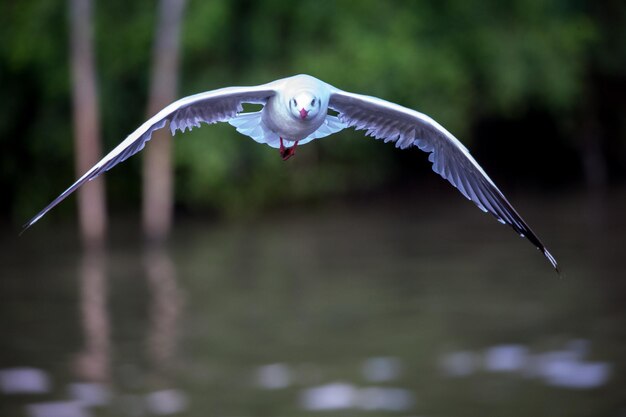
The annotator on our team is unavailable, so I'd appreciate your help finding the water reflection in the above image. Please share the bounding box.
[144,244,182,375]
[362,356,402,382]
[144,389,188,415]
[300,382,415,412]
[441,340,612,390]
[68,382,110,407]
[143,244,187,415]
[483,344,528,372]
[2,189,626,416]
[74,246,109,383]
[256,363,292,389]
[26,401,89,417]
[531,344,611,389]
[0,242,187,416]
[0,368,50,395]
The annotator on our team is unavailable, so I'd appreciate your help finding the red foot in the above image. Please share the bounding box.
[279,137,299,161]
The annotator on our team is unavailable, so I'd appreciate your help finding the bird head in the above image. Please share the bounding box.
[289,92,322,121]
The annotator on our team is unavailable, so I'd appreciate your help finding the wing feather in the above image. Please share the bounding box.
[328,88,559,273]
[24,83,277,230]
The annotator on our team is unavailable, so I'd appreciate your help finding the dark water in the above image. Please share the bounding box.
[1,188,625,417]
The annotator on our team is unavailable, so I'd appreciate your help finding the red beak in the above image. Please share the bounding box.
[299,108,309,119]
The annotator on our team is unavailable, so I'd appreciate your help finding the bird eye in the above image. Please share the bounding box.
[311,98,316,106]
[291,98,297,107]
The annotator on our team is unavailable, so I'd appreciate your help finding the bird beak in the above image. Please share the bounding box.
[299,108,309,119]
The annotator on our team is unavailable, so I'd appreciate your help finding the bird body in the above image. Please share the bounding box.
[262,74,328,138]
[24,74,559,273]
[231,74,341,150]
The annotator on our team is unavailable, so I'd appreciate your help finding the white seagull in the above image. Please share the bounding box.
[25,74,559,272]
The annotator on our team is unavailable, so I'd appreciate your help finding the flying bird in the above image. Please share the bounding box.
[25,74,559,272]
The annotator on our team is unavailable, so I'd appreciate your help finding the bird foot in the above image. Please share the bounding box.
[279,138,299,161]
[280,146,297,160]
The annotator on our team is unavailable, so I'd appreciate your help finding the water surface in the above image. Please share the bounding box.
[1,188,625,416]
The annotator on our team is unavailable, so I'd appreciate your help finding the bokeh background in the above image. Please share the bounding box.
[1,1,625,416]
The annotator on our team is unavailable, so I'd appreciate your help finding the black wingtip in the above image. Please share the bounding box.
[20,210,46,236]
[20,218,36,237]
[542,248,562,277]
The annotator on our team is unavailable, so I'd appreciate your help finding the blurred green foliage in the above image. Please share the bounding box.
[0,0,623,222]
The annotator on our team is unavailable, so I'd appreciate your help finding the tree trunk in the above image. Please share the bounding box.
[142,0,187,242]
[69,0,107,247]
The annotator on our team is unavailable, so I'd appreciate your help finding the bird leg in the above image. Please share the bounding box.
[279,137,299,161]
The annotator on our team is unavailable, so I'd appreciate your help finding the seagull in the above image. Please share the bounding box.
[24,74,559,273]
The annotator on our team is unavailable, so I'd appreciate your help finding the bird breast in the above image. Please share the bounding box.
[262,95,325,140]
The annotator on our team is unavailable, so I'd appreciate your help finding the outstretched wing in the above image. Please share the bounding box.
[328,88,559,273]
[24,83,277,229]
